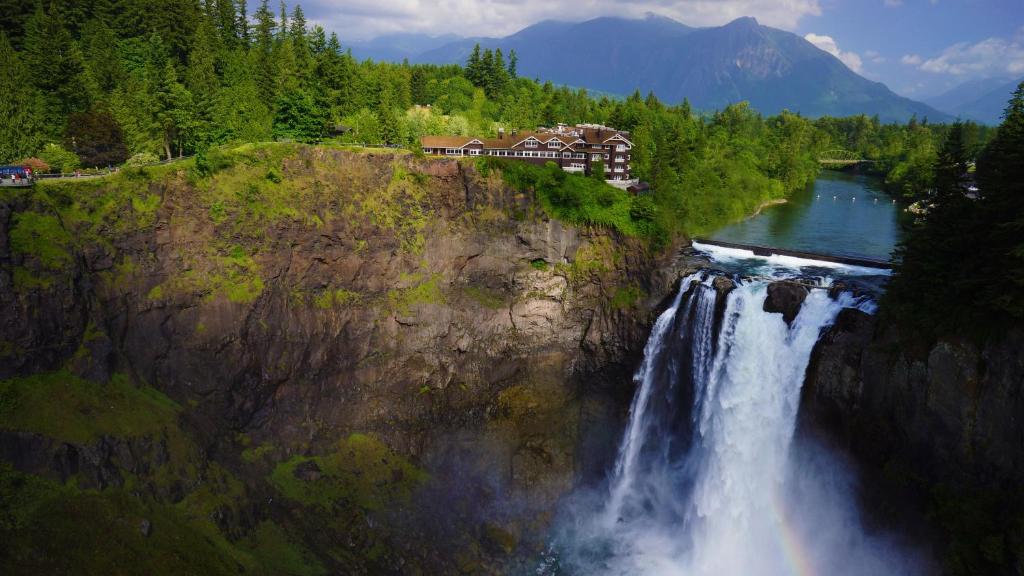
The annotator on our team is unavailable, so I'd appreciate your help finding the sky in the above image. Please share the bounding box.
[291,0,1024,100]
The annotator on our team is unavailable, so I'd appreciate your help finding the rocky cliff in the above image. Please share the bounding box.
[0,144,695,574]
[801,309,1024,574]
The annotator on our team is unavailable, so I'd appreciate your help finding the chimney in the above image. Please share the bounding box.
[499,127,505,139]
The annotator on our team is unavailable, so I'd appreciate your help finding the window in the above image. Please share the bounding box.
[616,144,626,152]
[469,149,481,156]
[603,154,609,160]
[616,156,625,162]
[548,141,561,149]
[591,154,601,161]
[562,152,572,158]
[525,139,538,148]
[575,153,585,159]
[445,148,458,155]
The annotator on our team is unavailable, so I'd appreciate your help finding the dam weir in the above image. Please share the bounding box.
[540,250,926,576]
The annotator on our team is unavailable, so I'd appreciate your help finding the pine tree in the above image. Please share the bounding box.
[976,82,1024,321]
[466,44,482,86]
[290,4,311,84]
[0,31,49,162]
[22,2,90,118]
[508,49,518,78]
[186,17,221,146]
[235,0,248,41]
[253,0,277,102]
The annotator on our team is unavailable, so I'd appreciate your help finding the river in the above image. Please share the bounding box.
[709,170,901,262]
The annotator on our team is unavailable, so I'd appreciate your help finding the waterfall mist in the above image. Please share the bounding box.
[542,271,930,576]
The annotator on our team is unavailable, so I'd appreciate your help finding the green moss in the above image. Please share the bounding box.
[610,284,647,310]
[0,371,180,444]
[9,211,73,270]
[147,284,165,300]
[357,163,430,253]
[0,463,324,576]
[241,443,274,463]
[243,521,327,576]
[12,266,54,290]
[385,273,445,315]
[269,433,428,512]
[464,285,506,310]
[530,259,550,271]
[313,288,361,309]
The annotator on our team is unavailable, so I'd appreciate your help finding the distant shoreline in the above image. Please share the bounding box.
[750,198,788,218]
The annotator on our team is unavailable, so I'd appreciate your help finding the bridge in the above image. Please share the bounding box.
[818,149,873,168]
[692,238,891,270]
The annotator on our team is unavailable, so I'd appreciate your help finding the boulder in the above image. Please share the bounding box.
[763,281,809,324]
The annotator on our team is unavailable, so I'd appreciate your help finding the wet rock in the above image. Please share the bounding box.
[712,275,736,299]
[763,281,809,324]
[293,460,322,482]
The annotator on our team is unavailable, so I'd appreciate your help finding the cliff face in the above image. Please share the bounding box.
[0,144,692,574]
[802,310,1024,573]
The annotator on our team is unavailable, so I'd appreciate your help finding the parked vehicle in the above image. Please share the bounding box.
[0,165,35,188]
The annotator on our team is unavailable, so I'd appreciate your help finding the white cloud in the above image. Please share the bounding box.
[804,33,864,73]
[917,36,1024,76]
[864,50,885,63]
[299,0,823,41]
[901,54,923,65]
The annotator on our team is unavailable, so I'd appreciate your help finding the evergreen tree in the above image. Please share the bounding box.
[22,2,89,118]
[0,31,49,162]
[976,82,1024,321]
[466,44,482,86]
[253,0,277,102]
[186,17,221,146]
[508,49,518,78]
[235,0,248,41]
[290,4,311,83]
[79,18,125,97]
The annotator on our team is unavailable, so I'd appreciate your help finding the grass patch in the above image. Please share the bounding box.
[0,370,180,444]
[269,433,428,512]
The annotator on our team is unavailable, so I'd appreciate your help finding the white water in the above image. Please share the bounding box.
[545,265,926,575]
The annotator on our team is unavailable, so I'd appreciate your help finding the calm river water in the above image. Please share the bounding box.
[710,170,901,261]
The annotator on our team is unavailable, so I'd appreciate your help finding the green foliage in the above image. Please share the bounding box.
[0,371,180,444]
[885,86,1024,340]
[126,152,159,166]
[39,143,81,173]
[9,211,73,270]
[478,157,654,238]
[269,433,428,511]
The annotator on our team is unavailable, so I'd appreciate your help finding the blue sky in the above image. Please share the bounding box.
[795,0,1024,98]
[295,0,1024,99]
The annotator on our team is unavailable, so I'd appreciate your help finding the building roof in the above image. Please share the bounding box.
[421,135,476,148]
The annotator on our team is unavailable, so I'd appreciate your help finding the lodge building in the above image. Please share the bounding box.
[421,124,636,184]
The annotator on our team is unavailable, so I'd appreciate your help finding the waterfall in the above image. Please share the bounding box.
[546,268,926,576]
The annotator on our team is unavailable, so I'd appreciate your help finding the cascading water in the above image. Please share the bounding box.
[543,257,927,576]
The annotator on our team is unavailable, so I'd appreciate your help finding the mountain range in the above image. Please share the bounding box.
[925,76,1023,125]
[359,14,951,123]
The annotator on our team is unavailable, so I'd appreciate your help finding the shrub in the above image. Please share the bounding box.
[125,152,159,167]
[38,143,80,173]
[17,157,49,173]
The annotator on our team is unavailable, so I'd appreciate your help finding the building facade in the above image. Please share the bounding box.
[421,124,636,183]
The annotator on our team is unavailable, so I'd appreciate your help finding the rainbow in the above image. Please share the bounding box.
[772,488,819,576]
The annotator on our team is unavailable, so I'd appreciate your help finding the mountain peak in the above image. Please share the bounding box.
[724,16,760,29]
